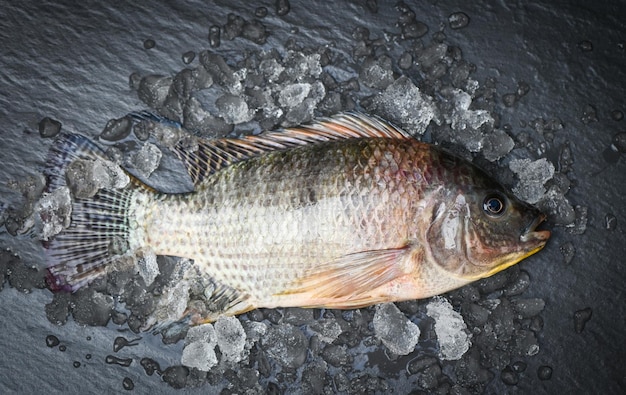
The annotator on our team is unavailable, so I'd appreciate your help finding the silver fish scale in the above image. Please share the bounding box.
[137,138,430,304]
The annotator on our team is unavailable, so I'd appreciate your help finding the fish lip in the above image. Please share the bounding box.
[520,213,551,243]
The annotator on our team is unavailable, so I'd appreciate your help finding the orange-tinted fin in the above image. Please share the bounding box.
[173,112,411,186]
[197,276,256,322]
[150,269,257,329]
[276,245,413,309]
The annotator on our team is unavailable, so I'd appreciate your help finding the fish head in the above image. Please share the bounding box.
[424,167,550,281]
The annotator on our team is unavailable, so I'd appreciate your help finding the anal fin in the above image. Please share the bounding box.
[188,272,257,324]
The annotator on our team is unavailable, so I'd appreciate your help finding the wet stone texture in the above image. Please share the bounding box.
[0,1,625,394]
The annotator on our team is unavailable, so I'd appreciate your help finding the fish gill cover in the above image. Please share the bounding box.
[0,1,623,394]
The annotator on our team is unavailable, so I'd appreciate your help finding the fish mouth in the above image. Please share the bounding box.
[520,214,551,243]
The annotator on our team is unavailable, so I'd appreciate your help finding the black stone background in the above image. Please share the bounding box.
[0,0,624,393]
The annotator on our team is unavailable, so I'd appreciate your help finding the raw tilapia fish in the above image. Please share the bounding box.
[42,112,550,323]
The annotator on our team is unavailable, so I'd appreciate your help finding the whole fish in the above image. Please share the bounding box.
[44,112,550,323]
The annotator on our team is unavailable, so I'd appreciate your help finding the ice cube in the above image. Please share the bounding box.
[216,94,252,124]
[138,75,173,109]
[359,56,395,90]
[372,302,420,356]
[136,249,159,287]
[448,89,495,151]
[130,143,162,179]
[214,316,246,363]
[509,158,555,204]
[308,318,343,344]
[367,76,439,136]
[261,324,308,368]
[278,83,311,108]
[181,323,218,371]
[482,129,515,161]
[36,186,72,241]
[426,297,471,361]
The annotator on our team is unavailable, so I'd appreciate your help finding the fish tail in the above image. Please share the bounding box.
[44,188,136,291]
[43,133,144,292]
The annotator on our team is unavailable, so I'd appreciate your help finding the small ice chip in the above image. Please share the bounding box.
[368,76,439,135]
[448,89,494,145]
[182,324,218,371]
[482,129,515,161]
[138,75,172,109]
[144,275,191,329]
[214,316,246,363]
[244,321,268,349]
[262,324,308,369]
[36,186,72,241]
[308,319,343,344]
[510,158,555,204]
[359,56,395,90]
[136,249,159,287]
[426,296,471,361]
[216,94,253,124]
[94,159,130,189]
[130,143,162,178]
[278,83,311,108]
[372,303,420,355]
[39,117,62,138]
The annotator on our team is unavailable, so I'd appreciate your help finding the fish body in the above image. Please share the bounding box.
[44,113,549,323]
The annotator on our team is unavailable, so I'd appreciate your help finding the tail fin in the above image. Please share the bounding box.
[43,133,138,292]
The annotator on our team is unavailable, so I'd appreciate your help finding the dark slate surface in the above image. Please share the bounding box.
[1,1,624,393]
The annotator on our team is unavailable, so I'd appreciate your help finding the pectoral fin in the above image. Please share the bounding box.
[276,245,414,308]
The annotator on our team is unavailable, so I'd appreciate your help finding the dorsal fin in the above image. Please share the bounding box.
[174,112,410,186]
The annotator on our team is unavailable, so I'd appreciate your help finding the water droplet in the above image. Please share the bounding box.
[501,366,518,385]
[255,7,268,18]
[559,242,575,264]
[581,104,598,124]
[512,361,527,373]
[537,365,553,380]
[502,93,517,107]
[46,335,60,348]
[605,213,617,230]
[143,39,156,50]
[449,12,470,29]
[276,0,290,16]
[59,345,67,352]
[574,307,592,333]
[398,52,413,70]
[122,377,134,390]
[73,361,81,368]
[140,357,161,376]
[86,336,92,341]
[566,205,588,235]
[208,25,221,48]
[105,355,133,367]
[86,354,92,360]
[114,336,142,352]
[181,51,195,65]
[612,132,626,153]
[611,110,624,121]
[577,40,593,52]
[602,145,621,164]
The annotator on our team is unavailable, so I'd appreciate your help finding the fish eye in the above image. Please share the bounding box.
[483,194,506,217]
